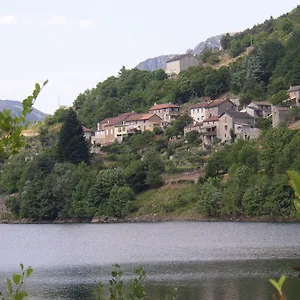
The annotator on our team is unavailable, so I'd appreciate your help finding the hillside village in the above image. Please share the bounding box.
[84,80,300,150]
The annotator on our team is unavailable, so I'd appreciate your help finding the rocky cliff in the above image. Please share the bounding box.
[136,34,224,71]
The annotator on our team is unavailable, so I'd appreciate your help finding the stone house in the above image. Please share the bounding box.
[124,113,162,133]
[245,101,272,119]
[272,106,291,128]
[202,116,220,145]
[165,54,200,76]
[288,85,300,106]
[218,111,255,143]
[148,103,180,124]
[190,99,237,123]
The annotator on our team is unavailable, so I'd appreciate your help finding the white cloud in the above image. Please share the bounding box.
[48,16,69,25]
[0,15,17,25]
[78,19,93,28]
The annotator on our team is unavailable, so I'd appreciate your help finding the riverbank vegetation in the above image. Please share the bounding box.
[2,7,300,222]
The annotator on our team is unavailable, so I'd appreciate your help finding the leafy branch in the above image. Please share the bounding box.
[0,80,48,160]
[0,264,33,300]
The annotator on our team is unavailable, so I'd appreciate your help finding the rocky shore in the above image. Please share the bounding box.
[0,213,299,224]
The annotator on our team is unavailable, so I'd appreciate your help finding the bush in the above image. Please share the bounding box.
[106,186,136,218]
[199,178,222,217]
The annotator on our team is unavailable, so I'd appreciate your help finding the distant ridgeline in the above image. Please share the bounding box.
[0,100,47,123]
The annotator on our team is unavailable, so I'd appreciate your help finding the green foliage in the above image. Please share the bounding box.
[89,168,126,211]
[199,47,220,65]
[107,186,136,218]
[56,108,90,165]
[185,130,200,144]
[166,114,193,138]
[269,275,286,300]
[198,178,222,217]
[287,170,300,218]
[0,81,47,161]
[0,264,33,300]
[221,33,232,50]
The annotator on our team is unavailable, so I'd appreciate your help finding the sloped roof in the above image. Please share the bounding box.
[190,99,233,110]
[222,111,253,119]
[206,99,230,108]
[252,101,272,106]
[125,113,161,122]
[149,103,180,110]
[288,85,300,92]
[203,115,220,122]
[82,125,93,132]
[103,112,134,127]
[190,102,209,109]
[166,54,199,63]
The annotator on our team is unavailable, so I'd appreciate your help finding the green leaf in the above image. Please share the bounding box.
[25,267,33,278]
[12,273,22,286]
[43,79,49,87]
[278,275,286,289]
[20,264,24,270]
[269,279,281,295]
[14,292,28,300]
[6,279,13,294]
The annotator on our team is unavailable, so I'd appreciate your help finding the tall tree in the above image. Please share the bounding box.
[57,108,90,165]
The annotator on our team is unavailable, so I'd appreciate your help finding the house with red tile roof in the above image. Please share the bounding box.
[148,103,180,124]
[124,113,162,133]
[189,99,237,123]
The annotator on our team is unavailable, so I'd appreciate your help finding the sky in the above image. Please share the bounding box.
[0,0,299,114]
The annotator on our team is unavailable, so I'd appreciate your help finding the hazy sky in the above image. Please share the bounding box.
[1,0,299,114]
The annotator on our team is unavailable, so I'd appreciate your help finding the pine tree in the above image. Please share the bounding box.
[57,108,90,165]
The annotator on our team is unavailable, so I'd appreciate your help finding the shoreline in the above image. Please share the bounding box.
[0,214,299,224]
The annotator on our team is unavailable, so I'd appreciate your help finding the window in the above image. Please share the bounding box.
[123,127,126,131]
[118,127,121,132]
[111,129,113,134]
[225,117,227,122]
[197,109,199,113]
[225,125,228,131]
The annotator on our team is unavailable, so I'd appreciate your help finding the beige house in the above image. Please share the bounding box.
[93,112,134,146]
[202,116,220,145]
[148,103,180,124]
[245,101,272,119]
[219,111,255,143]
[190,99,237,123]
[165,54,200,76]
[124,113,162,133]
[272,106,291,128]
[288,85,300,106]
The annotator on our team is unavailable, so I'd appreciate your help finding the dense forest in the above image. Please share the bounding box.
[2,6,300,221]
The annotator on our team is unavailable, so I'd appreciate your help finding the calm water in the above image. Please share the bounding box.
[0,222,300,299]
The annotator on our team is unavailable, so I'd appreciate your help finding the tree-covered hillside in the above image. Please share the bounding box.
[74,6,300,129]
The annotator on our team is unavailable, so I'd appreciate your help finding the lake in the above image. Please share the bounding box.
[0,222,300,299]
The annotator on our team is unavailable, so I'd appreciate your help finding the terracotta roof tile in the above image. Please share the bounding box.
[149,103,180,110]
[203,116,220,122]
[125,113,161,122]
